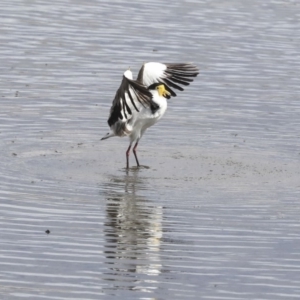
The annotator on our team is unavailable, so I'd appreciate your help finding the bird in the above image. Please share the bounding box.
[101,62,199,169]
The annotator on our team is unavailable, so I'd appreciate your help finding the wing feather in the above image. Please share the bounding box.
[127,89,139,112]
[137,62,199,97]
[107,75,153,129]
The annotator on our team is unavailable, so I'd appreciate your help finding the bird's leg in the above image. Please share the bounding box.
[133,140,140,167]
[126,144,132,169]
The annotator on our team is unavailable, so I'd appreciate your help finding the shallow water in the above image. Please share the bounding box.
[1,0,300,299]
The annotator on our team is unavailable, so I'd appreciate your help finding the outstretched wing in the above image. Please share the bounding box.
[107,75,154,128]
[136,62,199,97]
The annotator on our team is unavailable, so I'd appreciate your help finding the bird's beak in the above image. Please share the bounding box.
[163,90,171,97]
[158,85,171,98]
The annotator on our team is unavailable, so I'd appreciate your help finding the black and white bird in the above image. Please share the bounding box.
[101,62,199,169]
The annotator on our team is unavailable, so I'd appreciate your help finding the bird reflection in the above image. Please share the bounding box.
[103,169,163,291]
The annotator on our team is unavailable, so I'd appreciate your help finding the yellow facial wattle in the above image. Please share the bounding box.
[157,84,171,97]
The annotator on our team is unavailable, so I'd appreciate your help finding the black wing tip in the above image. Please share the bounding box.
[165,63,199,73]
[108,111,123,127]
[161,63,199,94]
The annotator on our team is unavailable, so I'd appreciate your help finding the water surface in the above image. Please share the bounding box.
[1,0,300,299]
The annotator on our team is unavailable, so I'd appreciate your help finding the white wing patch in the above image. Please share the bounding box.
[141,62,167,86]
[124,69,133,80]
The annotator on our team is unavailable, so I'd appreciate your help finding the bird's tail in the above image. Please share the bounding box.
[101,132,115,140]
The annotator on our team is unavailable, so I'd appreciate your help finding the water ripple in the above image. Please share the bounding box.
[1,0,300,299]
